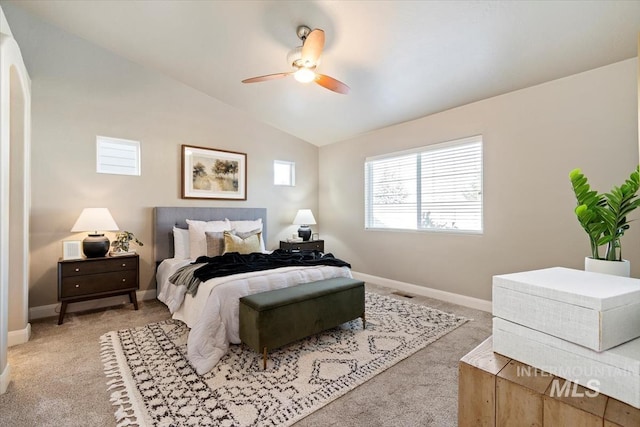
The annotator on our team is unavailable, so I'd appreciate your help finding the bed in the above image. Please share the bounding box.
[154,207,353,374]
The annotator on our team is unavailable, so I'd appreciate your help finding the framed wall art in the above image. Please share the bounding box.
[62,240,83,260]
[181,145,247,200]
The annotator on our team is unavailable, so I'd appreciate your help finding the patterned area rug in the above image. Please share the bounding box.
[100,292,468,427]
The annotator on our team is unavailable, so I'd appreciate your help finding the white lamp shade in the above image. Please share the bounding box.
[293,209,316,225]
[71,208,119,233]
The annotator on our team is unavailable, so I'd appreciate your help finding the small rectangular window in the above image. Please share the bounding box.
[96,136,141,176]
[274,160,295,186]
[365,135,483,233]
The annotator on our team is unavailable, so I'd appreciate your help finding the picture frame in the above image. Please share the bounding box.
[181,144,247,200]
[62,240,83,260]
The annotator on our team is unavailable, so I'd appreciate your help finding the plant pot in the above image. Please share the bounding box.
[584,257,631,277]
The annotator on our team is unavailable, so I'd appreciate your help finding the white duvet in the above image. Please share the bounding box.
[157,259,352,374]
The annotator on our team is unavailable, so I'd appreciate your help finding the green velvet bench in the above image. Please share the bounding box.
[239,277,366,369]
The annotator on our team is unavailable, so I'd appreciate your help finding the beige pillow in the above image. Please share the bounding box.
[205,231,226,257]
[187,219,230,259]
[223,229,261,254]
[227,218,265,252]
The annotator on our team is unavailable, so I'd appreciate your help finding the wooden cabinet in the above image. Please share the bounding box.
[279,240,324,252]
[459,337,640,426]
[57,254,139,324]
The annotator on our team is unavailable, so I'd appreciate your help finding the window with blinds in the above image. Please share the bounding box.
[96,136,141,176]
[365,135,483,233]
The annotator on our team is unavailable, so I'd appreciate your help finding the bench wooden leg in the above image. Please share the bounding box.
[263,347,268,370]
[362,312,366,329]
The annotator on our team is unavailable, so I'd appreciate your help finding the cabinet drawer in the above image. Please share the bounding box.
[60,270,137,298]
[60,257,137,277]
[284,242,323,251]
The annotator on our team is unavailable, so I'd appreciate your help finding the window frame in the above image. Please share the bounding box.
[273,160,296,186]
[364,135,483,234]
[96,135,141,176]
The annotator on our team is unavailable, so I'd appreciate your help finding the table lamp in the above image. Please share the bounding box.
[71,208,119,257]
[293,209,316,241]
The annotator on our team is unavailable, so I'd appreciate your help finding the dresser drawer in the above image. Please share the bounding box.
[60,270,138,298]
[280,240,324,251]
[60,257,137,277]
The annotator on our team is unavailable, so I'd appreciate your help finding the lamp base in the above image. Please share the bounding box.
[83,234,110,258]
[297,225,312,241]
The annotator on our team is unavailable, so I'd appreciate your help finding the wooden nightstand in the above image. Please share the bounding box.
[57,254,139,325]
[279,239,324,252]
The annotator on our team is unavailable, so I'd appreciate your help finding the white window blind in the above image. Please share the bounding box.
[96,136,141,176]
[365,135,483,233]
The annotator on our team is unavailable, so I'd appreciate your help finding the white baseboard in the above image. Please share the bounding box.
[29,289,157,321]
[7,323,30,347]
[0,363,10,395]
[352,271,492,313]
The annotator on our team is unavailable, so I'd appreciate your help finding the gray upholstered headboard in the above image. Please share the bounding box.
[154,207,267,262]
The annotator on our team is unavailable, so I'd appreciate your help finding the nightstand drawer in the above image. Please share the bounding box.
[60,257,137,277]
[60,270,138,298]
[280,240,324,251]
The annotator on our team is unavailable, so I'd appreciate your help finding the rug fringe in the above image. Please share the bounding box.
[115,406,137,427]
[100,332,142,427]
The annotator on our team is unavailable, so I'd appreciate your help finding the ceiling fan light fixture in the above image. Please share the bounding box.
[242,26,348,94]
[294,67,316,83]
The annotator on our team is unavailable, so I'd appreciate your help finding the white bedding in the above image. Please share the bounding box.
[156,258,352,374]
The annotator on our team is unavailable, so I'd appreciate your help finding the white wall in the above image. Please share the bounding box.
[320,58,639,302]
[3,5,319,309]
[1,4,31,394]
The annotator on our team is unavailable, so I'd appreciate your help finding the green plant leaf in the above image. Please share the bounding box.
[570,165,640,260]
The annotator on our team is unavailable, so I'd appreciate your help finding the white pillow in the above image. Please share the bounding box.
[187,219,231,259]
[227,218,266,252]
[172,227,190,259]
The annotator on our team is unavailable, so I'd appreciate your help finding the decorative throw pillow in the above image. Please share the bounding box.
[187,219,231,259]
[223,229,261,254]
[205,231,226,257]
[227,218,266,252]
[172,227,190,259]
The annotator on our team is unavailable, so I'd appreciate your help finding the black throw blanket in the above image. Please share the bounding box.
[192,249,351,282]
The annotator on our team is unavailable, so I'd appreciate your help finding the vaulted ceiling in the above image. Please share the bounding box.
[5,1,640,146]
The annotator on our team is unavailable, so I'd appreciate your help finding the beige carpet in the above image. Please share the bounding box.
[100,292,468,426]
[0,284,492,426]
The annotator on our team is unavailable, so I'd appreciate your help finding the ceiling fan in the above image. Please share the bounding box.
[242,25,350,95]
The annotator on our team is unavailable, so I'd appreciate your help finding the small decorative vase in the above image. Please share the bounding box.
[584,257,631,277]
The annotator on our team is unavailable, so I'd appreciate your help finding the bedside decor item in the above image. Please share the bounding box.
[62,240,83,260]
[182,144,247,200]
[71,208,119,258]
[569,165,640,276]
[292,209,316,241]
[111,231,144,254]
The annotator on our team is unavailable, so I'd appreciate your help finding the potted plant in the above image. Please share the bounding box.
[111,231,144,255]
[569,165,640,276]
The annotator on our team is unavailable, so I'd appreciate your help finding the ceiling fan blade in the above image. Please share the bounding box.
[315,74,350,95]
[242,72,291,84]
[301,29,325,65]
